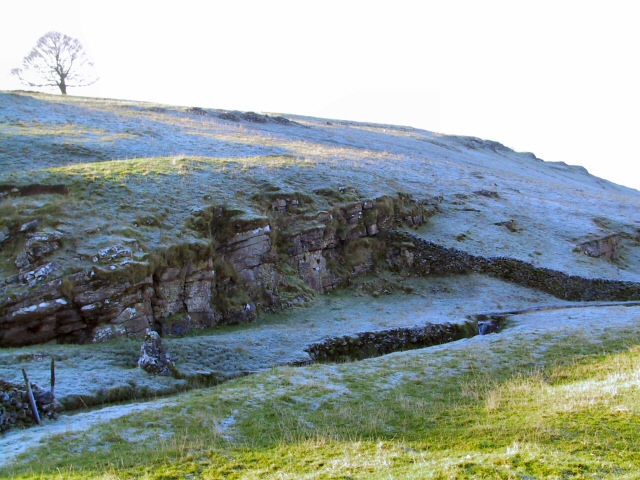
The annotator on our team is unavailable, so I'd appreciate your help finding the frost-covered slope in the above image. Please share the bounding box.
[1,90,638,286]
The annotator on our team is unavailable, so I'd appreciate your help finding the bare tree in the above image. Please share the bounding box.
[11,31,98,95]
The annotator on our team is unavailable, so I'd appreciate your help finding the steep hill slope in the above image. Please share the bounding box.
[1,91,640,348]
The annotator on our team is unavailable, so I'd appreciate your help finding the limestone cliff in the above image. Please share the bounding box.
[0,194,436,346]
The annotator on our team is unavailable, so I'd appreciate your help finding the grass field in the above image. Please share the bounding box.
[2,310,639,479]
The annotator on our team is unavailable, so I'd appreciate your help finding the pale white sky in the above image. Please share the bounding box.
[2,1,638,190]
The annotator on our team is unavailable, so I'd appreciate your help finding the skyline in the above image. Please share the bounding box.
[2,0,638,191]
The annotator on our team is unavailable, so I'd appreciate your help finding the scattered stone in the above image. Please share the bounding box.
[15,230,63,269]
[240,112,267,124]
[474,190,500,199]
[0,227,9,244]
[495,219,520,233]
[271,115,293,126]
[19,219,40,233]
[186,106,208,115]
[138,330,175,376]
[218,111,241,122]
[576,234,621,260]
[217,110,294,125]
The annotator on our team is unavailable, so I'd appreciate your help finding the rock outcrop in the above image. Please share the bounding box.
[0,194,436,346]
[15,230,63,270]
[576,234,621,260]
[3,193,640,348]
[217,110,294,125]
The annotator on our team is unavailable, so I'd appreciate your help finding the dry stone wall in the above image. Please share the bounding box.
[0,380,60,432]
[305,320,478,362]
[385,230,640,302]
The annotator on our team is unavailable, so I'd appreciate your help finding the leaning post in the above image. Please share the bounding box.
[51,357,56,398]
[22,368,41,425]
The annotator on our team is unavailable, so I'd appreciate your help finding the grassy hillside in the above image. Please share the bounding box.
[2,90,639,290]
[2,91,640,479]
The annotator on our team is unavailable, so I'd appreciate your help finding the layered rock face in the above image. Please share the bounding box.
[4,192,640,348]
[0,195,436,347]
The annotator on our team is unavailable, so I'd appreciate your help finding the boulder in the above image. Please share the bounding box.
[138,330,174,376]
[576,234,621,260]
[19,219,40,232]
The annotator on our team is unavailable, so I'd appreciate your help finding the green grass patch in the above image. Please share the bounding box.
[3,322,640,479]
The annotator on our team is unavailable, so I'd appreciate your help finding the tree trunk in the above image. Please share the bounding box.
[59,80,67,95]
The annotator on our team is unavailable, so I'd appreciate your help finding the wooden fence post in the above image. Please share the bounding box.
[51,357,56,399]
[22,368,41,425]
